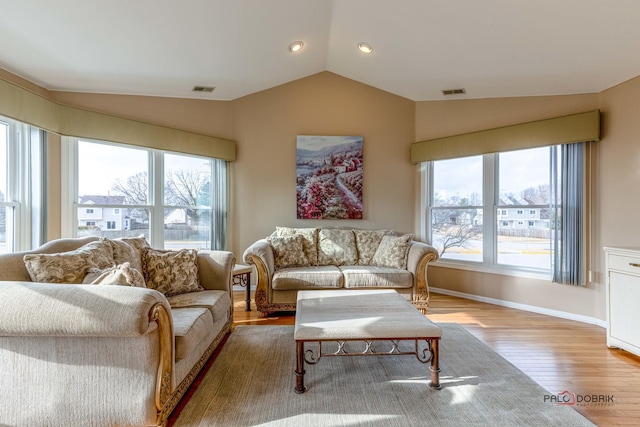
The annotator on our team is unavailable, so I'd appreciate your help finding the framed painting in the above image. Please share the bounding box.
[296,135,363,219]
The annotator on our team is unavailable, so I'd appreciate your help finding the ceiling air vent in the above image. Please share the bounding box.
[442,88,466,96]
[192,85,215,93]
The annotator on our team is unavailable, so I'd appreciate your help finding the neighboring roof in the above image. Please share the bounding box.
[79,195,126,205]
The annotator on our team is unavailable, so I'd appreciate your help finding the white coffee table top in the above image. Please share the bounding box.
[294,289,441,341]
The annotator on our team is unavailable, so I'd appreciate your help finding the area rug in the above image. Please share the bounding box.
[172,324,594,427]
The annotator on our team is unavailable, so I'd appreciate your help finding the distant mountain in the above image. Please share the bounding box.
[297,140,363,161]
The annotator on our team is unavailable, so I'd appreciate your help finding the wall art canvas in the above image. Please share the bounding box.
[296,135,363,219]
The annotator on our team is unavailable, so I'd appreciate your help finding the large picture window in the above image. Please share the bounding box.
[424,144,584,281]
[64,138,227,250]
[0,115,45,253]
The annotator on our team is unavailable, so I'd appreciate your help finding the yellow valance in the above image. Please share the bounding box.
[411,110,600,164]
[0,77,236,161]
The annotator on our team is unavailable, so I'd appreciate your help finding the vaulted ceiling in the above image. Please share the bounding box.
[1,0,640,101]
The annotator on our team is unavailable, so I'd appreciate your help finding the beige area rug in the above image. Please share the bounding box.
[172,324,595,427]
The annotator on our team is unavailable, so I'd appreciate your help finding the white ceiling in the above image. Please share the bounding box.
[1,0,640,101]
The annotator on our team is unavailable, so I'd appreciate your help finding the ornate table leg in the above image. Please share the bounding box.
[295,341,307,394]
[429,338,441,390]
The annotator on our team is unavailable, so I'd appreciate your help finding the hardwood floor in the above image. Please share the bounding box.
[233,290,640,426]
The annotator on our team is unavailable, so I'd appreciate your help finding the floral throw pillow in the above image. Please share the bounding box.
[268,234,310,269]
[275,227,319,265]
[142,248,202,296]
[83,262,146,287]
[353,230,389,265]
[317,229,358,266]
[23,239,115,284]
[371,234,413,269]
[109,235,150,273]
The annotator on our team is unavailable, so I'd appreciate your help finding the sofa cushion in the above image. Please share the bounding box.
[83,262,146,287]
[341,266,414,289]
[23,239,115,284]
[275,226,319,265]
[353,229,389,265]
[142,248,202,296]
[171,307,212,361]
[268,234,310,269]
[317,229,358,266]
[371,234,413,269]
[167,289,231,322]
[272,266,343,290]
[109,235,150,273]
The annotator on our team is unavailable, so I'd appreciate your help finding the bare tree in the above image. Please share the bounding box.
[111,169,210,225]
[164,169,210,223]
[111,172,148,205]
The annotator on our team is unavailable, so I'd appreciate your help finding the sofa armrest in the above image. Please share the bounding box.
[406,241,439,312]
[243,239,275,279]
[243,240,275,312]
[197,250,236,293]
[0,281,175,417]
[0,281,169,337]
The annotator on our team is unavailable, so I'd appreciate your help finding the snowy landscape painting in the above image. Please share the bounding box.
[296,135,363,219]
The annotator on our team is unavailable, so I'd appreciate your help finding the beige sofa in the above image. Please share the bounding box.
[243,227,439,316]
[0,236,235,427]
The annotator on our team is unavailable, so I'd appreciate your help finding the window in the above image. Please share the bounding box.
[86,209,94,214]
[0,115,45,253]
[424,146,573,276]
[429,156,483,262]
[63,138,227,250]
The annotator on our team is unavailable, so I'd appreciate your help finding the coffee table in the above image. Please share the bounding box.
[294,289,442,393]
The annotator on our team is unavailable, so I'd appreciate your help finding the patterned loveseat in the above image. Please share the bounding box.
[0,236,235,427]
[243,227,439,316]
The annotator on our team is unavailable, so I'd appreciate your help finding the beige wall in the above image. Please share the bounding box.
[231,72,416,255]
[9,67,640,323]
[416,94,606,320]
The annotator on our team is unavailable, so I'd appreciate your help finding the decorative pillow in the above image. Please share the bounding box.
[142,248,202,296]
[268,234,310,269]
[371,234,413,269]
[317,229,358,266]
[109,235,150,273]
[275,227,319,265]
[353,230,389,265]
[83,262,146,287]
[23,239,115,284]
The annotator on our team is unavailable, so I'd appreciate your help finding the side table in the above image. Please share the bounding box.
[232,264,252,311]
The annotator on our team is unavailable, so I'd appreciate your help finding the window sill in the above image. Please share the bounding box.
[430,259,552,282]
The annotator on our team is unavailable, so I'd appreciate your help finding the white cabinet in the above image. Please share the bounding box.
[604,247,640,357]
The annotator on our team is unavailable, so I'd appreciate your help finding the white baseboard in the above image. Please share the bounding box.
[430,287,607,328]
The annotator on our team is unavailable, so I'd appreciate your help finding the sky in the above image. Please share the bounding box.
[433,146,551,198]
[78,140,209,196]
[297,135,363,151]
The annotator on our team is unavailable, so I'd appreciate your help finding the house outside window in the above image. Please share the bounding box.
[424,146,557,274]
[62,138,227,250]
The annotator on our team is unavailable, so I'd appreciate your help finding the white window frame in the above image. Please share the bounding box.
[62,137,226,249]
[420,149,555,281]
[0,116,45,252]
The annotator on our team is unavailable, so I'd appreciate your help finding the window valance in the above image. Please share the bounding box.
[410,110,600,164]
[0,76,236,161]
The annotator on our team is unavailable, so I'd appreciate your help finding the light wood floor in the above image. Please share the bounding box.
[233,290,640,426]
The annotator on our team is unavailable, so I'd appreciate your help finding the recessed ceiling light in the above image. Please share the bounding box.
[358,42,373,54]
[289,41,304,52]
